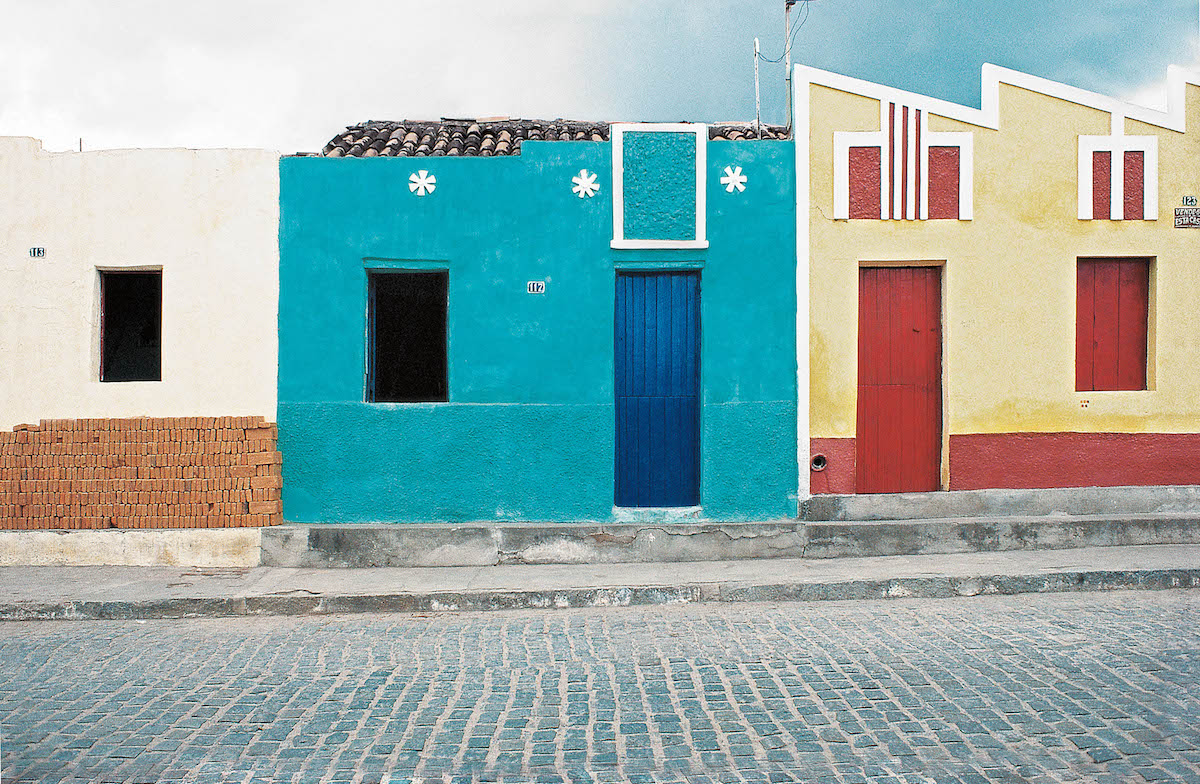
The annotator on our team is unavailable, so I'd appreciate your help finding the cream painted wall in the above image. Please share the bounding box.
[0,137,279,429]
[809,82,1200,441]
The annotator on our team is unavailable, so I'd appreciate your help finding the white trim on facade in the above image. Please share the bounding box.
[833,103,973,221]
[924,131,974,220]
[794,76,811,505]
[797,63,1200,135]
[610,123,709,250]
[1077,135,1159,221]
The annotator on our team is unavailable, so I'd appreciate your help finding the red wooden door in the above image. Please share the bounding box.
[856,266,942,493]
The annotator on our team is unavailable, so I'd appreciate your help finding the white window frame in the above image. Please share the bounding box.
[610,123,708,249]
[832,102,972,220]
[1078,135,1158,221]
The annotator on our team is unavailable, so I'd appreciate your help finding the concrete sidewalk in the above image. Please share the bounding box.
[1,543,1198,620]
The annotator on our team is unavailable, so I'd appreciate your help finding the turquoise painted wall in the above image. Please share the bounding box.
[278,137,797,523]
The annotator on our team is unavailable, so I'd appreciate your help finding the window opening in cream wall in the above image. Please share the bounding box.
[99,271,161,382]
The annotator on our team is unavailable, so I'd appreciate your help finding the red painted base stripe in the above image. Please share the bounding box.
[809,438,856,495]
[949,432,1200,490]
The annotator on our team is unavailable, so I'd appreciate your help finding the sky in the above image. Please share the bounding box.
[1,0,1197,154]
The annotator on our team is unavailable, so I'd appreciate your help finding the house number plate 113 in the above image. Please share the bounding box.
[527,281,546,294]
[29,247,45,258]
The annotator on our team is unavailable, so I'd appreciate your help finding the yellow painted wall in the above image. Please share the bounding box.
[809,82,1200,448]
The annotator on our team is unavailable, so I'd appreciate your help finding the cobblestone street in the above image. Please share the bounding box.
[1,591,1198,784]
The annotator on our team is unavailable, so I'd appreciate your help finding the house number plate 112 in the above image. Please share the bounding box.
[527,281,546,294]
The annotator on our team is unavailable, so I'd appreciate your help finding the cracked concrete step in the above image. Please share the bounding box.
[1,544,1198,621]
[802,485,1200,521]
[260,514,1200,568]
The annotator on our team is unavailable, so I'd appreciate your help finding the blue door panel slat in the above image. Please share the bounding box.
[693,281,699,397]
[661,276,672,397]
[672,277,682,395]
[615,272,700,507]
[689,397,700,504]
[639,397,651,504]
[617,398,628,506]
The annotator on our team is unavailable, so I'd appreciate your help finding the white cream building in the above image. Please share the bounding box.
[0,136,282,548]
[0,136,279,428]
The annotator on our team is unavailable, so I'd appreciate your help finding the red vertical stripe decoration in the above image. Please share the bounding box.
[1092,151,1112,220]
[850,103,961,222]
[1123,151,1145,221]
[901,107,909,220]
[848,147,882,220]
[927,147,960,220]
[888,103,896,220]
[914,110,922,219]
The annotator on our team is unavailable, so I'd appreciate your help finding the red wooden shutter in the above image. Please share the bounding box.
[1115,259,1149,389]
[1075,262,1095,391]
[1077,258,1148,391]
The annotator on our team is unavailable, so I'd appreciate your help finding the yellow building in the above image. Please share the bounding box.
[795,64,1200,495]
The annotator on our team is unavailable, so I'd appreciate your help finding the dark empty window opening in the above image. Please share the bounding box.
[368,271,448,402]
[100,271,161,382]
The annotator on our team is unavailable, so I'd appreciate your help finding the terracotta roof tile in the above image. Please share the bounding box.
[320,119,788,157]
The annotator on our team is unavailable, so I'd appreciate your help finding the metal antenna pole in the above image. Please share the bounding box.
[785,1,794,133]
[754,38,762,139]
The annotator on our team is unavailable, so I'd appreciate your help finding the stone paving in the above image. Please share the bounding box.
[0,591,1198,784]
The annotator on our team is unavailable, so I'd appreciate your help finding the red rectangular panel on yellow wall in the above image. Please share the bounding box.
[1076,258,1148,392]
[927,147,960,220]
[848,147,882,220]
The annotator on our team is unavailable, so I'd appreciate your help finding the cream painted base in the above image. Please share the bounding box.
[0,528,262,567]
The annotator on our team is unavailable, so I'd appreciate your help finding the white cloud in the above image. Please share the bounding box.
[0,0,634,152]
[3,0,1195,153]
[1121,31,1199,112]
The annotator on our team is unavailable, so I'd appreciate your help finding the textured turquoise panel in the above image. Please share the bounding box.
[278,402,613,522]
[622,132,696,241]
[701,401,798,518]
[279,138,797,523]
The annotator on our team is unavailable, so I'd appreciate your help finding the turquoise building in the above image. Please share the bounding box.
[278,119,796,524]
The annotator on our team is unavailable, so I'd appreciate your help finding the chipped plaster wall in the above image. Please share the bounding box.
[0,137,279,429]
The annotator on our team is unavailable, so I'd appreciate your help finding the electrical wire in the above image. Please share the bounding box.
[757,0,813,64]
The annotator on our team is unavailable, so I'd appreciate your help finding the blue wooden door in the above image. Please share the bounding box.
[615,272,700,507]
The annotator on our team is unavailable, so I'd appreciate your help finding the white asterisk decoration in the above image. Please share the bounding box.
[571,169,600,199]
[409,170,436,196]
[720,165,748,193]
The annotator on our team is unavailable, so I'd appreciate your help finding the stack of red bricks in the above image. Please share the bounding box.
[0,416,282,530]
